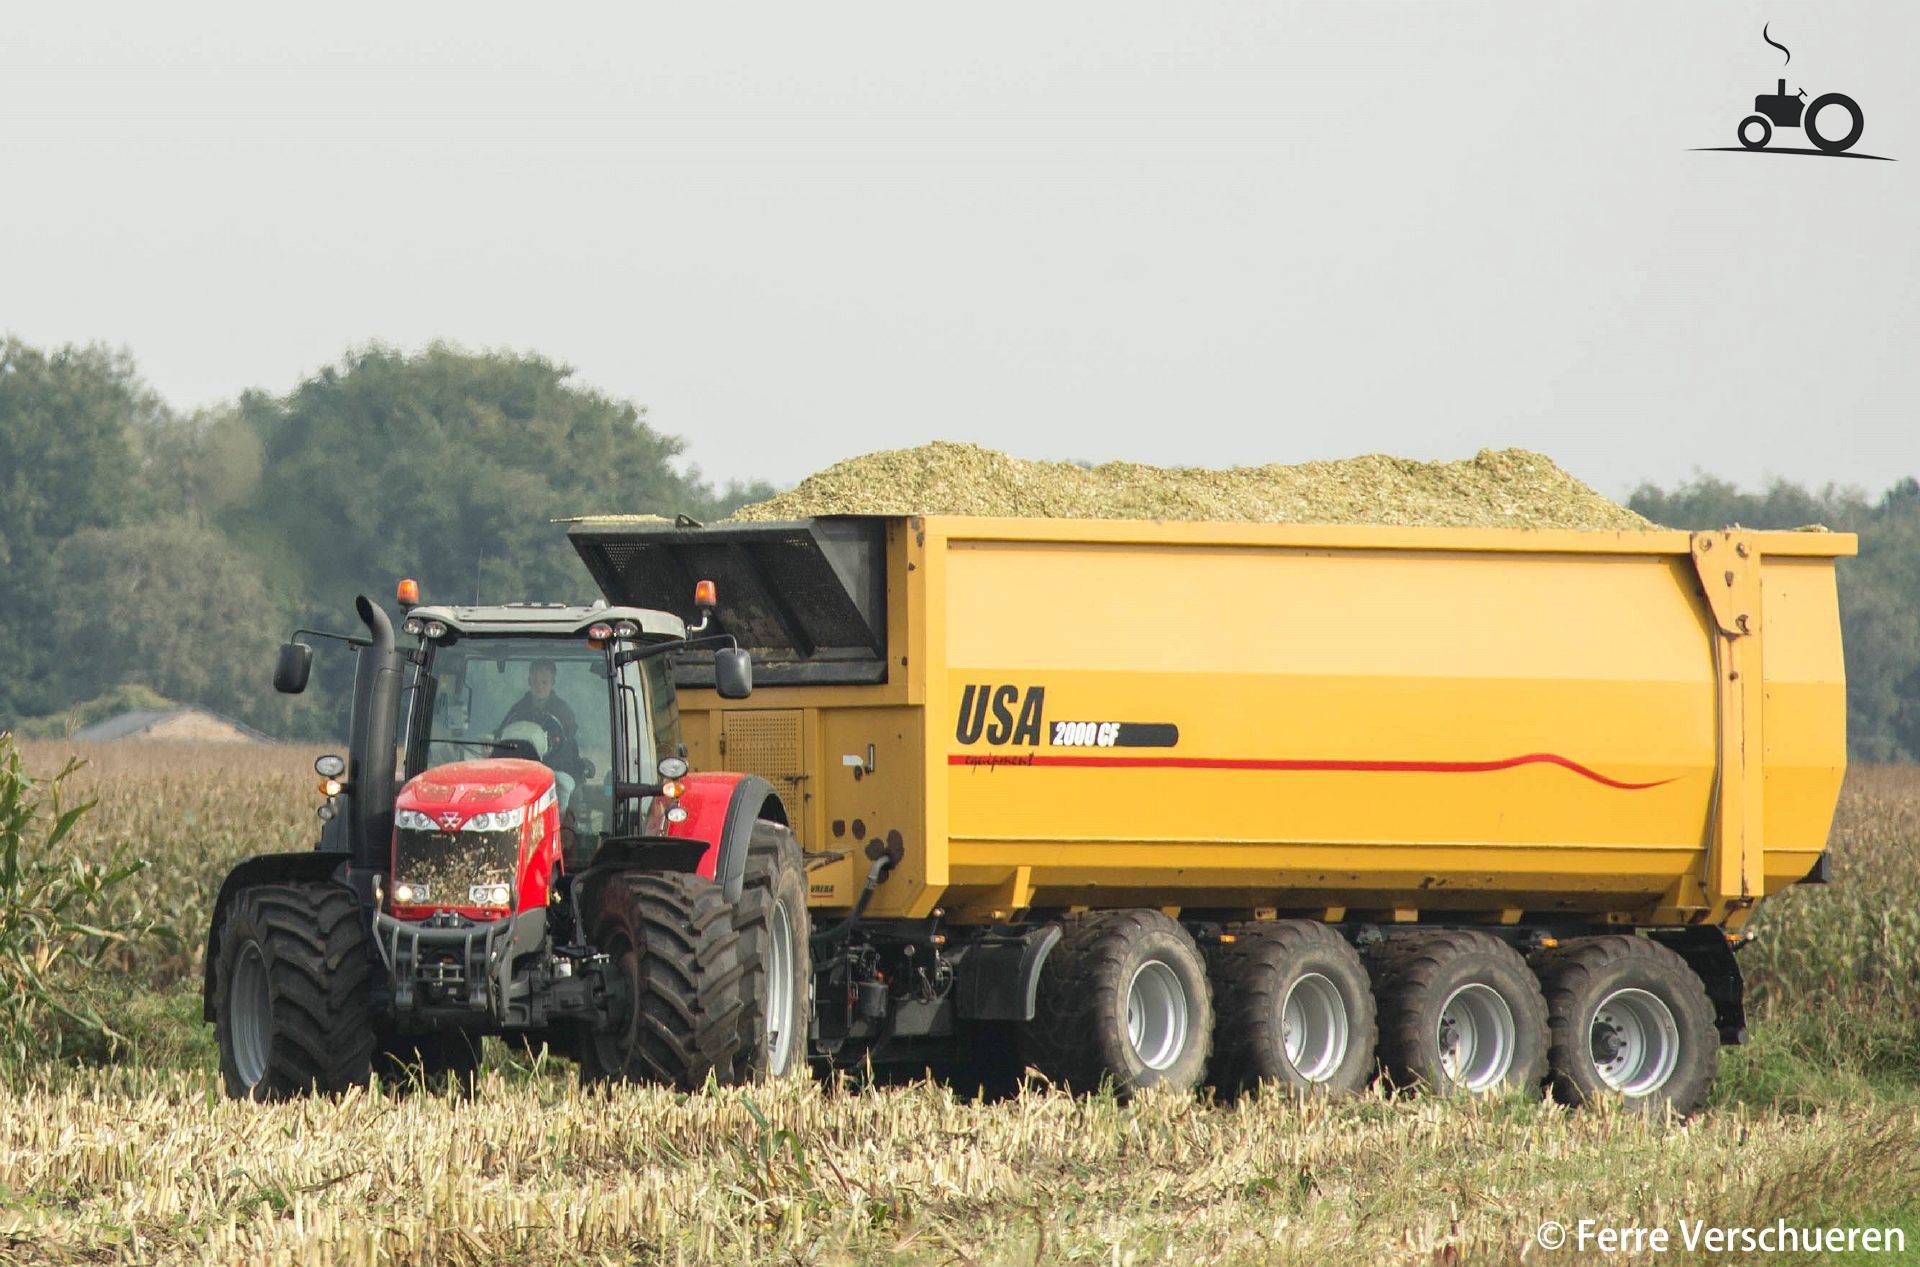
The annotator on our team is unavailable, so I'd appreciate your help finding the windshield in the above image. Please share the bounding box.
[408,637,615,851]
[404,633,685,870]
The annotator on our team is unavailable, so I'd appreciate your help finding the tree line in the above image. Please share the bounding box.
[2,332,1916,757]
[0,338,772,738]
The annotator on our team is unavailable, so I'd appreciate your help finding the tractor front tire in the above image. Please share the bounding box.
[579,871,745,1090]
[1738,114,1772,150]
[214,882,376,1101]
[732,821,813,1081]
[1022,910,1212,1097]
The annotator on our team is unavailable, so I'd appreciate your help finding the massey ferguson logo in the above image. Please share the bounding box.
[438,811,462,830]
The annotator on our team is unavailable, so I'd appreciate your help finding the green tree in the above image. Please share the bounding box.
[47,519,297,733]
[0,339,165,720]
[235,343,763,613]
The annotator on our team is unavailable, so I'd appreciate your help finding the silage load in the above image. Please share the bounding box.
[725,442,1652,531]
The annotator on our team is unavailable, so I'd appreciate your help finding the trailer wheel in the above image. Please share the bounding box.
[376,1030,483,1094]
[731,821,813,1081]
[1531,936,1718,1117]
[1022,910,1211,1096]
[214,882,376,1101]
[1368,930,1548,1096]
[579,871,745,1090]
[1208,920,1377,1098]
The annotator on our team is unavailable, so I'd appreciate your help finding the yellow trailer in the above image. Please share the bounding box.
[571,514,1853,1111]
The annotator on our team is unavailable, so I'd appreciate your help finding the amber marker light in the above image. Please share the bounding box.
[396,578,421,606]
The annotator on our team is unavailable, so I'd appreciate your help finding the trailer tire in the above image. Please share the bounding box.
[1367,929,1548,1096]
[579,871,745,1090]
[1208,921,1377,1098]
[731,821,813,1081]
[376,1030,483,1094]
[214,882,375,1101]
[1022,910,1211,1096]
[1531,936,1718,1117]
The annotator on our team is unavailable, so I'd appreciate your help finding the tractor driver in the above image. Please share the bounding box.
[499,659,584,780]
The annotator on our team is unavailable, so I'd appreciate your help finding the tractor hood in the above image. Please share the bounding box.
[390,758,561,919]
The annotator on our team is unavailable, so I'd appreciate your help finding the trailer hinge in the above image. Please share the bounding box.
[1689,530,1761,639]
[1689,530,1764,918]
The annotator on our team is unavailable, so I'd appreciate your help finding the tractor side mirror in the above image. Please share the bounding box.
[273,642,313,694]
[714,647,753,700]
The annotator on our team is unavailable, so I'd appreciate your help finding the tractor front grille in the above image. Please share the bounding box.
[393,827,517,908]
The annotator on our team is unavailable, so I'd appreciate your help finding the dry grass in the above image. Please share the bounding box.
[4,742,1918,1265]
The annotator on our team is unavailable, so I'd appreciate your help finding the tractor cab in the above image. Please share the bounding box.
[395,600,691,897]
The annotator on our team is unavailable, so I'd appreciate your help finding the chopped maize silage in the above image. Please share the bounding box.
[724,442,1653,531]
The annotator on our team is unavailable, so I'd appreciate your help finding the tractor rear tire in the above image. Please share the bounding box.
[1805,93,1864,154]
[1022,910,1212,1097]
[376,1030,483,1094]
[731,821,813,1081]
[1367,929,1548,1096]
[1207,920,1377,1098]
[579,871,745,1090]
[1531,935,1718,1117]
[214,882,376,1101]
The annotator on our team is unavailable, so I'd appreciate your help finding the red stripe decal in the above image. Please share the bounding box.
[948,751,1676,791]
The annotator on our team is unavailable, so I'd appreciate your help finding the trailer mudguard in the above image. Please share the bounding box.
[200,850,350,1020]
[663,773,786,902]
[954,923,1063,1022]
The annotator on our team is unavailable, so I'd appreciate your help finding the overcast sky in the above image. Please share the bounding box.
[4,2,1914,499]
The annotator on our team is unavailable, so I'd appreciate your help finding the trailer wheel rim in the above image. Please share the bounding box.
[1125,959,1189,1071]
[765,898,796,1074]
[1281,972,1350,1083]
[230,941,272,1089]
[1435,983,1515,1092]
[1590,987,1681,1097]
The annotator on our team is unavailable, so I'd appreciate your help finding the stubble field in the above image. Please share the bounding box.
[2,742,1918,1266]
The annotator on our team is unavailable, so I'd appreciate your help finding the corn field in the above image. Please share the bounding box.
[2,740,1917,1265]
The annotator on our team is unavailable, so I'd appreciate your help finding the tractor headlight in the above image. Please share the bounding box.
[469,882,513,908]
[463,806,527,833]
[394,809,438,832]
[394,882,423,904]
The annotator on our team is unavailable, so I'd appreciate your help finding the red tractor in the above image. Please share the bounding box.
[202,582,812,1097]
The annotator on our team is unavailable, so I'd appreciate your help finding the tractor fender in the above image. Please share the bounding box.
[200,850,350,1020]
[571,836,711,923]
[663,773,787,902]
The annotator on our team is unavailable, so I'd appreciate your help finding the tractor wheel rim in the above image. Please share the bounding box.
[1125,959,1189,1071]
[230,942,272,1089]
[766,898,796,1074]
[1590,988,1681,1096]
[1281,972,1350,1083]
[1435,982,1515,1092]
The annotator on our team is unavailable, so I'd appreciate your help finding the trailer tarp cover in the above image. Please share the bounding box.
[568,517,888,686]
